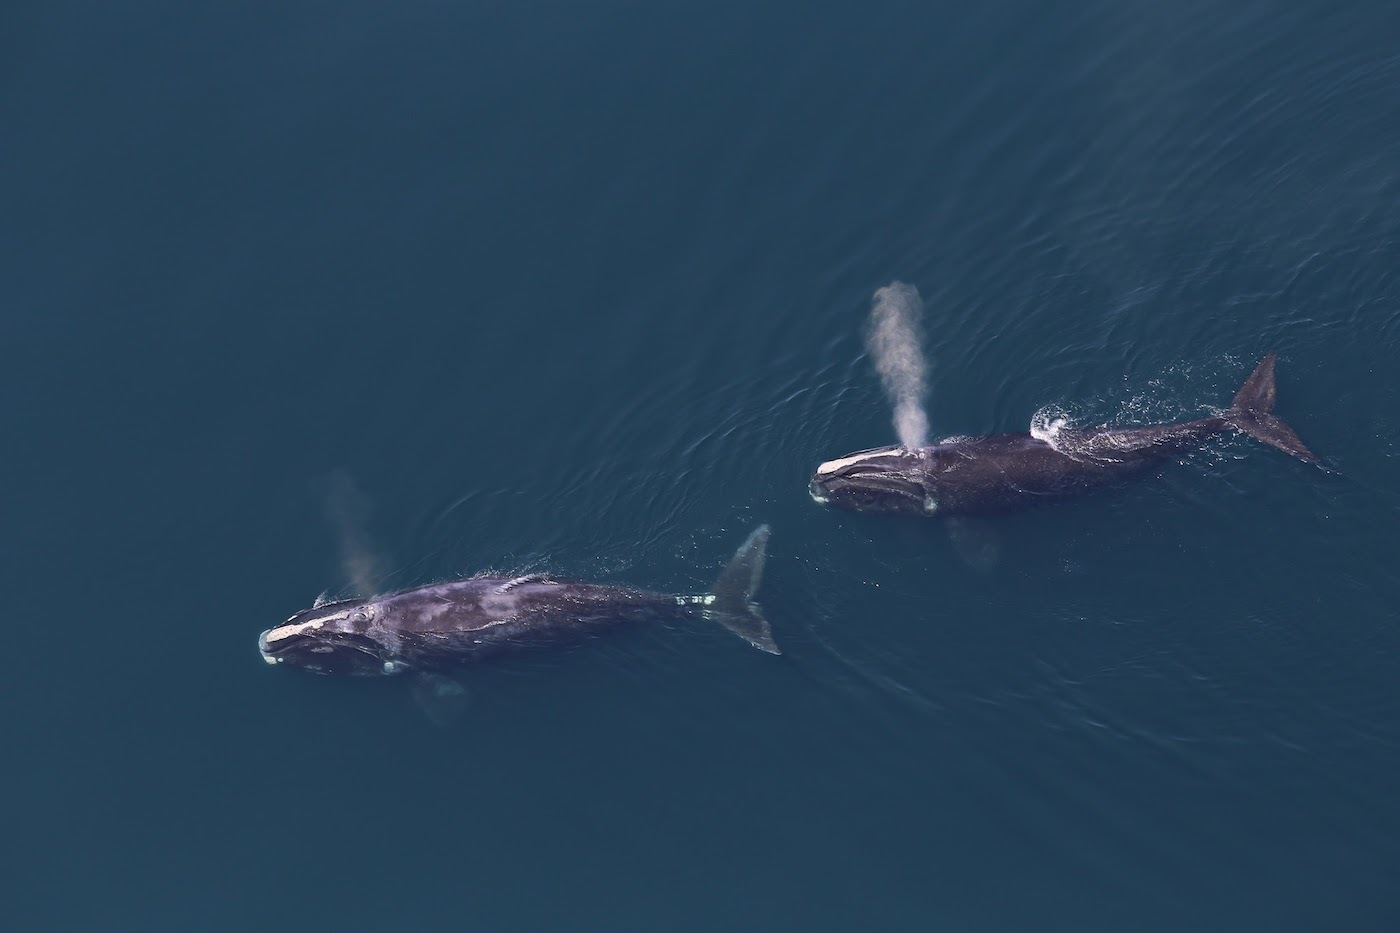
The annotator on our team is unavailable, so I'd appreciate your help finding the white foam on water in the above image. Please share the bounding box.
[1030,405,1071,447]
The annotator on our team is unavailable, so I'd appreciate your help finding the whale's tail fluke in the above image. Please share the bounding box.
[706,525,780,654]
[1226,352,1317,463]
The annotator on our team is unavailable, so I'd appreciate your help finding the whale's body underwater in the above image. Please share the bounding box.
[259,526,777,677]
[810,353,1315,518]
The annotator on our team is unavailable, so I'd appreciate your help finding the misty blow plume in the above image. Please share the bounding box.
[866,281,930,449]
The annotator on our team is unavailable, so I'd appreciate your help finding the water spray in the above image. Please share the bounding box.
[322,469,387,597]
[866,281,931,449]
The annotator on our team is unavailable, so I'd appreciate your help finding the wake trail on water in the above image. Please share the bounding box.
[866,281,931,449]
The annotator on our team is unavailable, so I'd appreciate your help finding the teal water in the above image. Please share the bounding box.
[5,2,1400,930]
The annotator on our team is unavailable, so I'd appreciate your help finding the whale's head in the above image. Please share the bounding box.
[258,599,402,676]
[809,445,938,516]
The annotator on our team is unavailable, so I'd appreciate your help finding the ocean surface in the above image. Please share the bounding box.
[5,2,1400,930]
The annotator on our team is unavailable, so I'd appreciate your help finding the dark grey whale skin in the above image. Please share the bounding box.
[810,353,1317,518]
[258,526,776,676]
[263,579,692,675]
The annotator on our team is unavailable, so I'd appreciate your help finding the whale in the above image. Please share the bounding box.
[809,353,1316,518]
[258,525,778,678]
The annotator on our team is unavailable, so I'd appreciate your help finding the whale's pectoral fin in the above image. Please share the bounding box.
[1227,352,1318,463]
[945,517,1001,573]
[705,525,781,655]
[411,673,472,728]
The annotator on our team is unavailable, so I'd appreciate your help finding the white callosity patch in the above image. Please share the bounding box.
[923,495,940,514]
[815,449,897,475]
[262,613,337,644]
[261,605,367,644]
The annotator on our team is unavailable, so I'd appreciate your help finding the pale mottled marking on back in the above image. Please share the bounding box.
[415,600,455,625]
[480,589,524,619]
